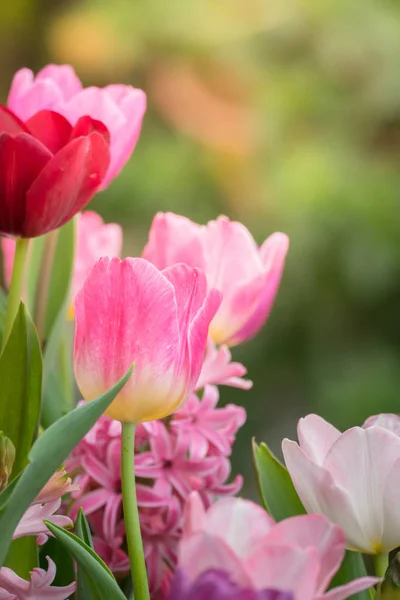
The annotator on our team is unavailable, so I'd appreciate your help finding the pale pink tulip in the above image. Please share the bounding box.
[177,494,377,600]
[73,257,221,422]
[2,211,122,318]
[7,64,146,187]
[282,413,400,554]
[0,556,75,600]
[143,213,289,346]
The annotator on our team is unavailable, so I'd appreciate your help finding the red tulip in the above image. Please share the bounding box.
[0,105,110,238]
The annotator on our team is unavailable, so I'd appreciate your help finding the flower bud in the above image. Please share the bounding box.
[0,432,15,491]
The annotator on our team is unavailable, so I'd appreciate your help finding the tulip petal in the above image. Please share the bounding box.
[8,75,65,121]
[36,64,83,100]
[380,456,400,551]
[25,109,72,154]
[70,115,110,145]
[74,257,182,422]
[263,514,345,593]
[0,104,29,135]
[297,414,341,466]
[323,426,400,552]
[363,413,400,436]
[282,439,371,552]
[143,212,205,271]
[318,577,379,600]
[200,497,275,558]
[0,133,52,236]
[245,544,320,600]
[178,531,252,588]
[24,131,110,237]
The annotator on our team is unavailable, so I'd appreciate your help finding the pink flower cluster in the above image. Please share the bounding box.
[0,469,77,599]
[67,385,246,596]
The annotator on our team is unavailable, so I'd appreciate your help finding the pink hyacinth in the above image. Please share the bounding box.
[143,213,289,346]
[73,257,221,423]
[0,557,75,600]
[66,384,245,596]
[2,210,122,318]
[7,64,146,187]
[196,341,252,391]
[177,493,378,600]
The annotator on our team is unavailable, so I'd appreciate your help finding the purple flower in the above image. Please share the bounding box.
[168,569,294,600]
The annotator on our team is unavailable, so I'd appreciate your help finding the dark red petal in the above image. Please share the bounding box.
[0,133,52,236]
[25,110,73,154]
[70,115,111,145]
[24,131,110,238]
[0,105,29,135]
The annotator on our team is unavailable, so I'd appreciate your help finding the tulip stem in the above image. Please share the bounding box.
[2,238,30,351]
[374,553,388,578]
[34,229,58,343]
[121,422,150,600]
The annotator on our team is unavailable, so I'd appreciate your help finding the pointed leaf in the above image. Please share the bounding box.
[45,521,126,600]
[330,550,373,600]
[76,509,95,600]
[0,303,42,478]
[0,365,133,566]
[252,438,305,520]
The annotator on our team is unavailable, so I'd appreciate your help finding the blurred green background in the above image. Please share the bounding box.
[2,0,400,497]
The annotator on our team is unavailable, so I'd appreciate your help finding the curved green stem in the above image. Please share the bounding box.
[121,423,150,600]
[2,238,30,351]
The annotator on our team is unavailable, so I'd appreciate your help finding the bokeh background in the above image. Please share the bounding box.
[2,0,400,497]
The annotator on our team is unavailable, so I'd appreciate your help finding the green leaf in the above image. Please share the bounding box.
[39,537,75,588]
[0,286,8,344]
[252,439,305,521]
[4,537,38,579]
[330,550,372,600]
[0,303,42,478]
[0,365,133,566]
[76,509,96,600]
[41,363,66,429]
[44,218,75,339]
[45,521,126,600]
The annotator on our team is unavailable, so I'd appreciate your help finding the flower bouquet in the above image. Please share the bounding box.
[0,65,395,600]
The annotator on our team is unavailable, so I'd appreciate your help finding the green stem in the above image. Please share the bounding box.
[59,330,75,411]
[121,423,150,600]
[2,238,30,351]
[34,229,58,343]
[374,552,389,578]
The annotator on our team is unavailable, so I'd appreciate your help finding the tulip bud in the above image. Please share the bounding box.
[0,432,15,491]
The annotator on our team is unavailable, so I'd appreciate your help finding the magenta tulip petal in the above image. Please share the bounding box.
[24,131,110,237]
[70,115,111,145]
[0,133,52,236]
[297,414,341,466]
[25,109,72,153]
[263,515,345,593]
[246,545,320,600]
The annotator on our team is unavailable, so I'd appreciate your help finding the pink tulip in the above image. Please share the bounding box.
[73,257,221,422]
[7,64,146,188]
[143,213,289,346]
[0,556,75,600]
[2,210,122,317]
[177,493,377,600]
[282,413,400,554]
